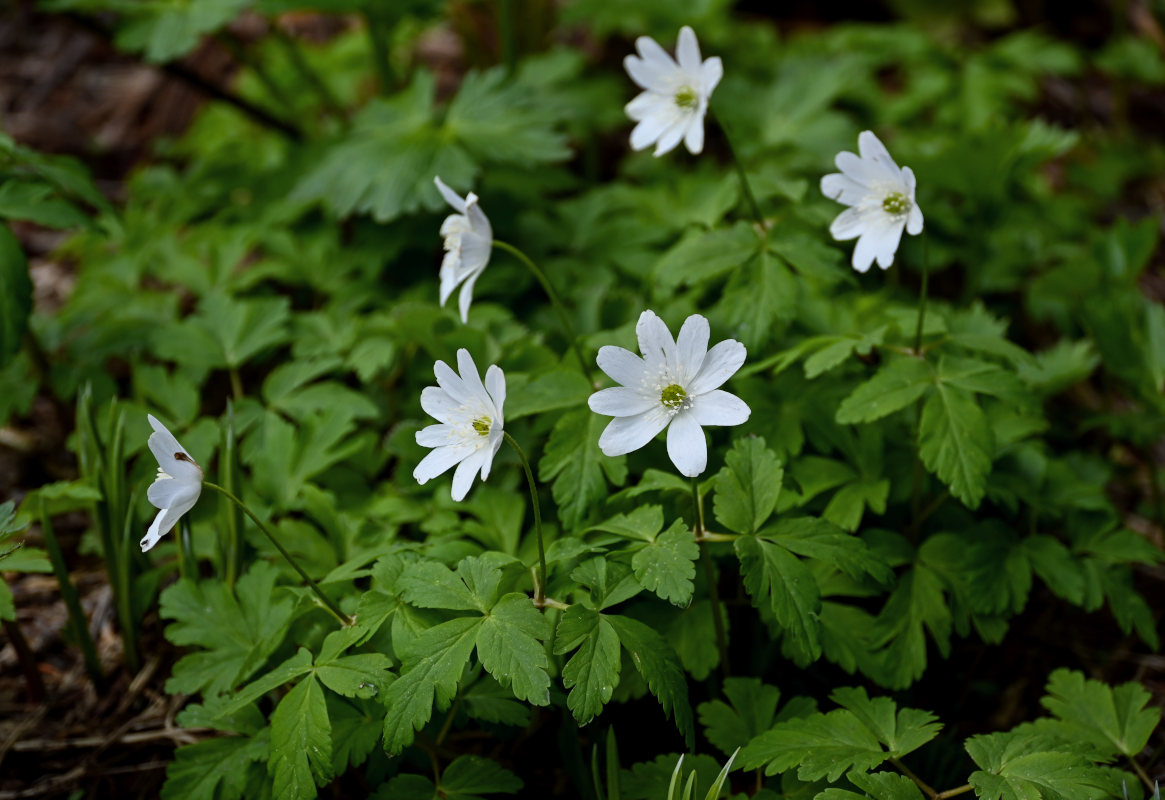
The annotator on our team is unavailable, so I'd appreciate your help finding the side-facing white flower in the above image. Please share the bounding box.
[821,130,924,273]
[624,26,723,157]
[142,414,203,552]
[589,310,749,477]
[414,348,506,501]
[434,176,493,323]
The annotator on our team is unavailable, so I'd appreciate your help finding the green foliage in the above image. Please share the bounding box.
[0,225,31,369]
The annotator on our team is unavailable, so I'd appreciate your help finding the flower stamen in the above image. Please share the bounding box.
[472,416,492,437]
[674,86,698,109]
[882,191,910,216]
[660,383,688,410]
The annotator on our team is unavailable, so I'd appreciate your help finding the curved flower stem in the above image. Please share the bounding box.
[504,433,547,608]
[713,114,766,230]
[892,757,937,798]
[493,240,594,384]
[692,477,730,677]
[912,231,930,354]
[202,482,352,627]
[935,785,974,799]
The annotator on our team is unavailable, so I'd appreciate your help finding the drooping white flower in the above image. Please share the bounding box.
[414,348,506,501]
[434,176,493,323]
[142,414,203,552]
[624,26,723,157]
[821,131,924,273]
[589,310,749,477]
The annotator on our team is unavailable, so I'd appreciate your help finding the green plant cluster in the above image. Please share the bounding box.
[1,0,1162,798]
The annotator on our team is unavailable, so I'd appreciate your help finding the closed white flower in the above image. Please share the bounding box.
[624,26,723,157]
[589,311,749,477]
[821,130,924,273]
[142,414,203,552]
[434,176,493,323]
[414,348,506,501]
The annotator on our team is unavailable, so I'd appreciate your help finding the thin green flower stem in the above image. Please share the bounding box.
[202,482,352,627]
[38,502,103,687]
[935,786,974,799]
[913,231,930,354]
[493,240,594,384]
[228,367,244,401]
[1129,755,1155,792]
[1,619,45,702]
[504,433,547,607]
[714,114,766,230]
[891,757,936,798]
[363,9,395,94]
[692,477,730,677]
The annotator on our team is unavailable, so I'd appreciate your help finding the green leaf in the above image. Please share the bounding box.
[161,733,268,800]
[966,731,1121,800]
[0,225,31,368]
[738,708,888,780]
[506,369,593,420]
[399,559,482,611]
[554,604,621,726]
[382,617,481,754]
[697,677,784,756]
[722,248,798,350]
[217,648,315,718]
[918,383,993,508]
[606,614,694,745]
[836,359,933,425]
[590,505,664,542]
[571,557,643,610]
[541,408,627,531]
[160,563,295,696]
[736,535,821,664]
[816,771,926,800]
[1040,668,1161,760]
[327,694,382,775]
[476,593,552,705]
[0,181,89,229]
[869,566,952,690]
[654,222,761,290]
[763,517,894,585]
[269,675,333,800]
[829,687,942,757]
[445,68,570,165]
[315,651,395,700]
[631,519,700,606]
[115,0,248,62]
[440,755,523,800]
[463,676,533,728]
[713,436,784,535]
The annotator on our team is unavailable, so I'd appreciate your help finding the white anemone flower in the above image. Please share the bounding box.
[624,26,723,157]
[434,176,493,323]
[589,310,749,477]
[142,414,203,552]
[414,348,506,501]
[821,130,924,273]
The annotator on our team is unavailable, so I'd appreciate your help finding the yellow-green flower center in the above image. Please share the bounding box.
[882,192,910,215]
[472,416,492,437]
[660,384,688,409]
[674,86,698,109]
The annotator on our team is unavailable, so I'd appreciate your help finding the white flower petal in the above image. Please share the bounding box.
[626,92,662,121]
[701,56,723,94]
[874,221,906,270]
[683,114,705,154]
[420,386,459,423]
[589,387,656,417]
[635,310,676,367]
[690,390,750,426]
[821,173,867,206]
[481,433,503,481]
[434,176,468,213]
[829,206,866,241]
[434,359,476,406]
[666,412,707,477]
[596,345,648,387]
[857,130,903,181]
[834,151,881,186]
[851,229,879,273]
[902,165,917,195]
[451,448,487,501]
[630,113,673,152]
[675,314,709,384]
[414,443,476,484]
[147,415,201,483]
[688,339,746,395]
[653,117,688,156]
[457,271,481,324]
[465,196,492,239]
[141,506,174,552]
[906,203,924,236]
[147,477,199,511]
[675,26,702,74]
[485,365,506,421]
[417,423,458,447]
[635,35,677,72]
[456,349,490,407]
[598,411,670,456]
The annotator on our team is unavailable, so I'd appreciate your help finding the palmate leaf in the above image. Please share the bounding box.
[966,731,1122,800]
[830,687,942,757]
[161,732,268,800]
[440,755,524,800]
[735,534,822,664]
[697,677,816,756]
[1039,669,1161,761]
[160,563,295,696]
[835,358,933,425]
[606,615,695,746]
[713,436,783,535]
[817,771,926,800]
[475,593,553,705]
[721,248,798,350]
[269,675,333,800]
[764,517,894,585]
[631,519,700,607]
[540,408,627,531]
[654,221,762,291]
[918,383,993,509]
[554,605,621,726]
[868,566,952,690]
